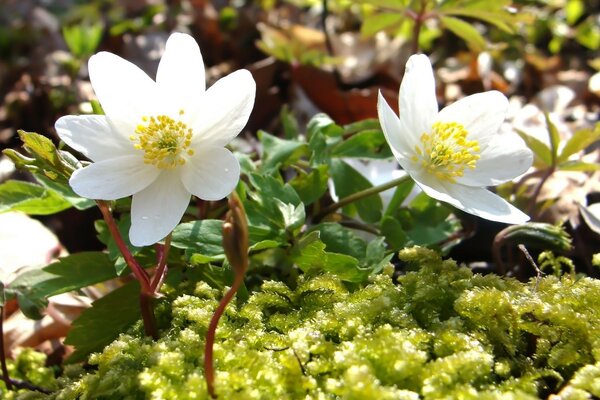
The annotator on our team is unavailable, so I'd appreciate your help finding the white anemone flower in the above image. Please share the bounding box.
[56,32,256,246]
[378,54,532,224]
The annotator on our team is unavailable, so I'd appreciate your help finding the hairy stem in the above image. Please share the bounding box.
[204,273,245,399]
[315,175,411,222]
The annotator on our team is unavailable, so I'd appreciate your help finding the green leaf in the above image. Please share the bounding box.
[289,165,329,205]
[35,175,95,210]
[18,131,76,181]
[558,125,600,163]
[439,9,519,33]
[343,119,382,135]
[330,159,382,223]
[310,222,367,260]
[383,177,415,218]
[171,220,225,260]
[0,180,72,215]
[544,112,561,164]
[7,252,117,319]
[307,114,344,139]
[331,129,393,159]
[439,16,486,52]
[557,160,600,172]
[65,281,140,363]
[575,17,600,50]
[515,130,553,167]
[62,22,104,59]
[566,0,585,25]
[381,217,409,250]
[249,240,282,252]
[243,173,304,243]
[258,130,307,172]
[280,105,300,139]
[292,231,367,282]
[361,13,404,37]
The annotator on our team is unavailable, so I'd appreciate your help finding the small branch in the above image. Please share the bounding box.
[518,244,542,292]
[314,175,410,222]
[0,375,52,394]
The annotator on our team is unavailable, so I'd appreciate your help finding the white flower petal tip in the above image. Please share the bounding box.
[56,32,254,246]
[380,54,532,225]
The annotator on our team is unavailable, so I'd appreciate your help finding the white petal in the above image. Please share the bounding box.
[129,172,191,246]
[399,54,438,141]
[457,132,533,186]
[88,52,158,136]
[414,173,529,224]
[156,32,206,111]
[377,92,420,175]
[69,155,159,200]
[55,115,132,162]
[180,146,240,201]
[437,91,508,151]
[190,69,256,147]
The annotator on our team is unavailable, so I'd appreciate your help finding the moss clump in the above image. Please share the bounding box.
[0,348,58,399]
[21,247,600,399]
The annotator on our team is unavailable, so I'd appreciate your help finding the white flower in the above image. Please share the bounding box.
[378,54,532,224]
[56,32,256,246]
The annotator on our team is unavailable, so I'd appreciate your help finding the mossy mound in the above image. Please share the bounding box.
[7,247,600,399]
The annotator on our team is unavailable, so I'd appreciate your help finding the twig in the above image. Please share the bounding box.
[0,375,52,394]
[518,244,543,292]
[0,300,12,391]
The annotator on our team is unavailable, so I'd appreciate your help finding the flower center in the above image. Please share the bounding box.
[130,110,195,169]
[412,121,480,183]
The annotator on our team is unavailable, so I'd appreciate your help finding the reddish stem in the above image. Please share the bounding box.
[96,201,151,292]
[204,273,245,399]
[96,200,158,339]
[150,235,171,292]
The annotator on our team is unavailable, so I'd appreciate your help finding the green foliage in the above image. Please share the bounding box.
[0,349,58,398]
[62,22,103,59]
[6,252,118,319]
[0,180,72,215]
[31,248,600,399]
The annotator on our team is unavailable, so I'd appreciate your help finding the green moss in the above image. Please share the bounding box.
[15,247,600,399]
[0,348,58,399]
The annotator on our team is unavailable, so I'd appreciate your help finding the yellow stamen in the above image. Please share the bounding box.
[413,121,480,183]
[130,110,194,169]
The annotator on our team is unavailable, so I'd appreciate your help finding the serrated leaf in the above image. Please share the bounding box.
[171,220,225,260]
[35,175,95,210]
[440,16,486,52]
[7,252,117,319]
[65,281,140,363]
[258,130,307,172]
[330,159,382,223]
[558,124,600,163]
[311,222,367,260]
[516,130,553,167]
[289,165,329,205]
[331,129,393,159]
[307,113,344,139]
[0,180,72,215]
[292,231,367,282]
[95,215,141,274]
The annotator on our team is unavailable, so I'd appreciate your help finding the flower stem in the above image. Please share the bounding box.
[315,174,411,222]
[151,234,171,292]
[96,201,151,292]
[0,301,12,391]
[527,166,555,219]
[96,200,159,339]
[204,272,245,399]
